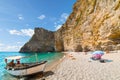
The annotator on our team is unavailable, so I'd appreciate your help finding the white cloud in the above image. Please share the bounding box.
[21,29,34,37]
[0,45,22,51]
[17,42,24,44]
[38,15,46,20]
[61,13,69,20]
[60,13,69,23]
[9,30,22,35]
[0,42,22,51]
[18,14,24,20]
[54,13,69,31]
[0,41,25,51]
[0,43,4,46]
[54,24,62,30]
[6,45,21,51]
[18,16,24,20]
[9,29,34,37]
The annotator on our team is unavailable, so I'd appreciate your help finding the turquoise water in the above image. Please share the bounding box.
[0,52,64,80]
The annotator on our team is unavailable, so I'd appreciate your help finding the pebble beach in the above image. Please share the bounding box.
[44,51,120,80]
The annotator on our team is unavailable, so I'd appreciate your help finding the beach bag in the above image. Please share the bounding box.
[100,59,105,63]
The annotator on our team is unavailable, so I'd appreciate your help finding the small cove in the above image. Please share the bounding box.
[0,52,64,80]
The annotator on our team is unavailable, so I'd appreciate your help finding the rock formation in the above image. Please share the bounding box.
[55,0,120,52]
[20,0,120,52]
[20,28,55,52]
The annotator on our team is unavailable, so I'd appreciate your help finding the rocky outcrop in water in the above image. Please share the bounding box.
[20,0,120,52]
[19,28,55,52]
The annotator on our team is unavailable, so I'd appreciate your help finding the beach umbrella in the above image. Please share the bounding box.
[92,54,102,59]
[92,50,104,55]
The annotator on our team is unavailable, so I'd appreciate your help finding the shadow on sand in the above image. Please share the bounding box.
[43,71,54,77]
[89,58,113,63]
[104,59,113,62]
[22,71,54,80]
[99,59,113,63]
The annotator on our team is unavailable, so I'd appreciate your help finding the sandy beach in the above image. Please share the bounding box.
[42,51,120,80]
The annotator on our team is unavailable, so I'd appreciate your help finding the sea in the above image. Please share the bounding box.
[0,52,64,80]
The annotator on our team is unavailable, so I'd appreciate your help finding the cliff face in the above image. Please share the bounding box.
[20,0,120,52]
[20,28,55,52]
[55,0,120,52]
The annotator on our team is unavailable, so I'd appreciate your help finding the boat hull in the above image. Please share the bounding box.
[6,62,46,77]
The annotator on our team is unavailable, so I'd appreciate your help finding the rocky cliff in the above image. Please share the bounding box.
[55,0,120,52]
[20,0,120,52]
[20,28,55,52]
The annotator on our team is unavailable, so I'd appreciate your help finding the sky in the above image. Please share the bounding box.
[0,0,76,52]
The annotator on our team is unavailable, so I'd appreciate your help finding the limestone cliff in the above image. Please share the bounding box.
[20,0,120,52]
[55,0,120,51]
[19,28,55,52]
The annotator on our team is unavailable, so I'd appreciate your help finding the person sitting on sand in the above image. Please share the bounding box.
[7,60,15,67]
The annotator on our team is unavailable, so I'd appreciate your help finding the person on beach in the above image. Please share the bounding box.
[16,59,20,64]
[84,51,87,55]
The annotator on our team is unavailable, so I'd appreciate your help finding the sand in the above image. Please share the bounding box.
[42,50,120,80]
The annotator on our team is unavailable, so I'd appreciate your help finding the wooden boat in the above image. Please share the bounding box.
[4,56,47,77]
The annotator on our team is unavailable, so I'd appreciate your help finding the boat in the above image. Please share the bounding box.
[4,55,47,77]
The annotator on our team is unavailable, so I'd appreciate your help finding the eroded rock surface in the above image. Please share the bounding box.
[55,0,120,51]
[20,28,55,52]
[20,0,120,52]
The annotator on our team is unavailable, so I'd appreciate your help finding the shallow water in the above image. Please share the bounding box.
[0,52,64,80]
